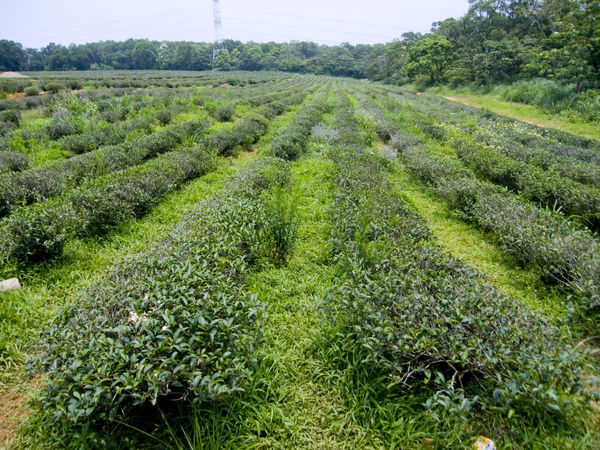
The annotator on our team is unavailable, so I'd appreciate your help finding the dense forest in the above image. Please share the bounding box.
[1,0,599,90]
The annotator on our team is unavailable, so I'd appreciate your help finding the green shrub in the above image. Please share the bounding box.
[0,202,79,264]
[24,86,40,97]
[0,109,21,125]
[64,80,82,90]
[452,139,600,232]
[0,120,17,136]
[44,82,65,95]
[271,98,328,161]
[28,156,300,428]
[154,109,173,126]
[212,103,236,122]
[32,196,265,422]
[0,150,29,174]
[231,156,292,197]
[61,134,99,155]
[325,131,591,421]
[0,168,66,218]
[44,122,80,140]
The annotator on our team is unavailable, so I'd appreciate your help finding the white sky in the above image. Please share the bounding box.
[1,0,471,49]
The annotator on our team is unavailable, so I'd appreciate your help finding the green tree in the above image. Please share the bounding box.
[132,40,158,70]
[0,40,25,71]
[171,43,211,71]
[405,35,456,84]
[214,50,231,70]
[542,0,600,89]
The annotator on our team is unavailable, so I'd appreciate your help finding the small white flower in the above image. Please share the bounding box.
[128,311,148,324]
[161,326,168,331]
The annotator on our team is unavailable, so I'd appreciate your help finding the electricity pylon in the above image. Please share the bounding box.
[212,0,226,62]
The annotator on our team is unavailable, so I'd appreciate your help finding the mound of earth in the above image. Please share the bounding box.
[0,72,28,78]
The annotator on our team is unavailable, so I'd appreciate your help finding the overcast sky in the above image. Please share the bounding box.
[1,0,471,49]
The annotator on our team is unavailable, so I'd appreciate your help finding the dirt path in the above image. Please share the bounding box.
[0,378,40,448]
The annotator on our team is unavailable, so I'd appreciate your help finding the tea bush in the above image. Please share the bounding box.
[44,121,80,140]
[0,146,216,264]
[0,109,21,125]
[0,118,210,217]
[400,144,600,312]
[271,96,329,160]
[324,109,592,420]
[24,86,40,97]
[452,139,600,232]
[30,156,295,425]
[0,150,29,174]
[44,82,65,95]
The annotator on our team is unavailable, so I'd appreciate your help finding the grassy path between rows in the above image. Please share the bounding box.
[389,160,568,320]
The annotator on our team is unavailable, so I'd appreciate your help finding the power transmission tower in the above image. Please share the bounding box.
[212,0,226,63]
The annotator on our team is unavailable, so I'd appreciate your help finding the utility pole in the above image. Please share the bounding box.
[212,0,226,63]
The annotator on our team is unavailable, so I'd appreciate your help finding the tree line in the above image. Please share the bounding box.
[1,0,598,89]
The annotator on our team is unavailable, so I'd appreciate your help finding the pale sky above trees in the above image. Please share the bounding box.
[1,0,471,48]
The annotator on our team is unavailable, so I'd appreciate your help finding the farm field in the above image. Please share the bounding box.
[0,71,599,449]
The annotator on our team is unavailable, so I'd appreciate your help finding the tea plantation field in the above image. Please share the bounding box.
[0,71,598,449]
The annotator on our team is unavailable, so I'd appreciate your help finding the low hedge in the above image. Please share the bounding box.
[0,150,29,174]
[452,139,600,232]
[400,144,600,312]
[0,118,210,218]
[271,95,329,161]
[0,146,216,265]
[324,110,593,421]
[30,156,294,429]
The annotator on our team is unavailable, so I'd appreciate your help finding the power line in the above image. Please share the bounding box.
[223,27,341,45]
[2,7,212,37]
[225,17,398,41]
[213,0,226,61]
[225,6,431,33]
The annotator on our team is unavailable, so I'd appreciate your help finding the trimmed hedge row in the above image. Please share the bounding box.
[452,139,600,232]
[0,150,29,174]
[0,118,211,218]
[270,93,330,160]
[401,145,600,312]
[357,88,600,314]
[31,156,295,427]
[472,131,600,187]
[1,89,310,266]
[60,115,156,155]
[368,88,600,233]
[204,90,310,156]
[0,145,216,265]
[323,96,592,421]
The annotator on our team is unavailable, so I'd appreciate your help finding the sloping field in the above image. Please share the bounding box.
[0,72,598,449]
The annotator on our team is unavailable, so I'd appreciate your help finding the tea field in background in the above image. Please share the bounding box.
[0,71,599,449]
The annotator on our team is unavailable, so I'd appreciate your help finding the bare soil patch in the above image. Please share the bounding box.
[0,390,29,447]
[0,377,41,447]
[0,72,28,78]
